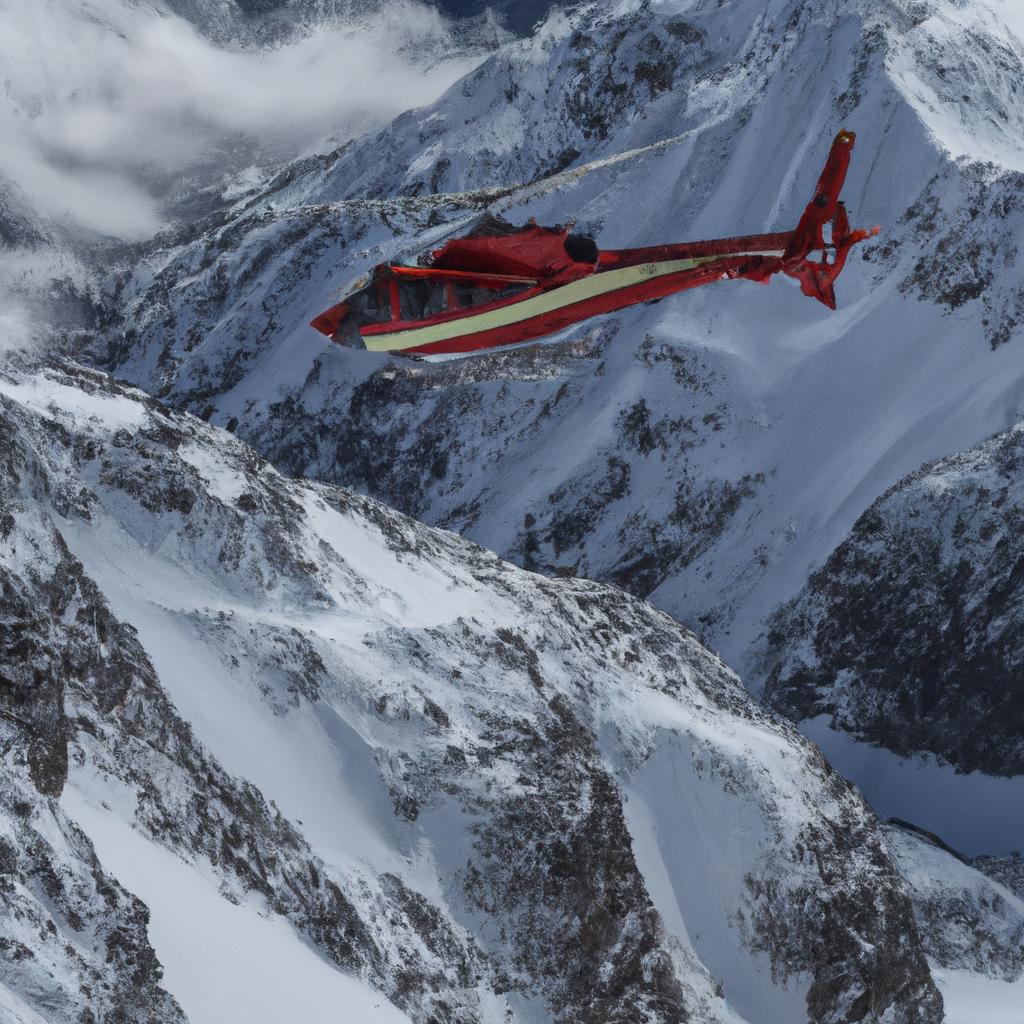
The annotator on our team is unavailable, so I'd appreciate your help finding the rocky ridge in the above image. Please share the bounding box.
[883,822,1024,984]
[760,420,1024,777]
[0,357,944,1023]
[84,0,1024,683]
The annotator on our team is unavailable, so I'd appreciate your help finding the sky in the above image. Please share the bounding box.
[0,0,484,241]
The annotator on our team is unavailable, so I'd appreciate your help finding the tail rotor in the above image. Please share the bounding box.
[783,130,880,308]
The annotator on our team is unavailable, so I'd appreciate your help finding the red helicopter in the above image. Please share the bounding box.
[311,131,878,359]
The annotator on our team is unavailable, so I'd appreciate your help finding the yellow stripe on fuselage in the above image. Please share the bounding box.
[361,251,784,353]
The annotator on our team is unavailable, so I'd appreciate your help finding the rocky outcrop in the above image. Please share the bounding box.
[761,422,1024,776]
[974,852,1024,902]
[0,400,185,1024]
[0,358,943,1023]
[884,822,1024,982]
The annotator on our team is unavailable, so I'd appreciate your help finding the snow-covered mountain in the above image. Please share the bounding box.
[0,358,950,1023]
[4,0,1024,1018]
[762,417,1024,776]
[883,821,1024,1019]
[167,0,554,39]
[758,417,1024,856]
[81,0,1024,847]
[89,0,1024,683]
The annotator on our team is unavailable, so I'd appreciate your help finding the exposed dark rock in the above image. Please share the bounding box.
[761,421,1024,775]
[0,359,944,1024]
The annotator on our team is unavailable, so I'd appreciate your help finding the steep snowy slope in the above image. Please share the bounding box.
[882,822,1024,1024]
[0,357,942,1024]
[90,0,1024,687]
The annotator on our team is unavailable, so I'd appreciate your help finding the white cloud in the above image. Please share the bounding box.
[0,0,482,241]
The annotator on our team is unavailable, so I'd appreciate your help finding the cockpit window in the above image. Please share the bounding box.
[344,283,390,327]
[399,279,446,321]
[397,278,532,321]
[342,271,537,331]
[448,281,532,310]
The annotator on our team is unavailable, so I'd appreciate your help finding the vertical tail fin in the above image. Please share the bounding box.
[783,130,880,308]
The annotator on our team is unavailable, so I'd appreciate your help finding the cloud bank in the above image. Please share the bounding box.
[0,0,483,240]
